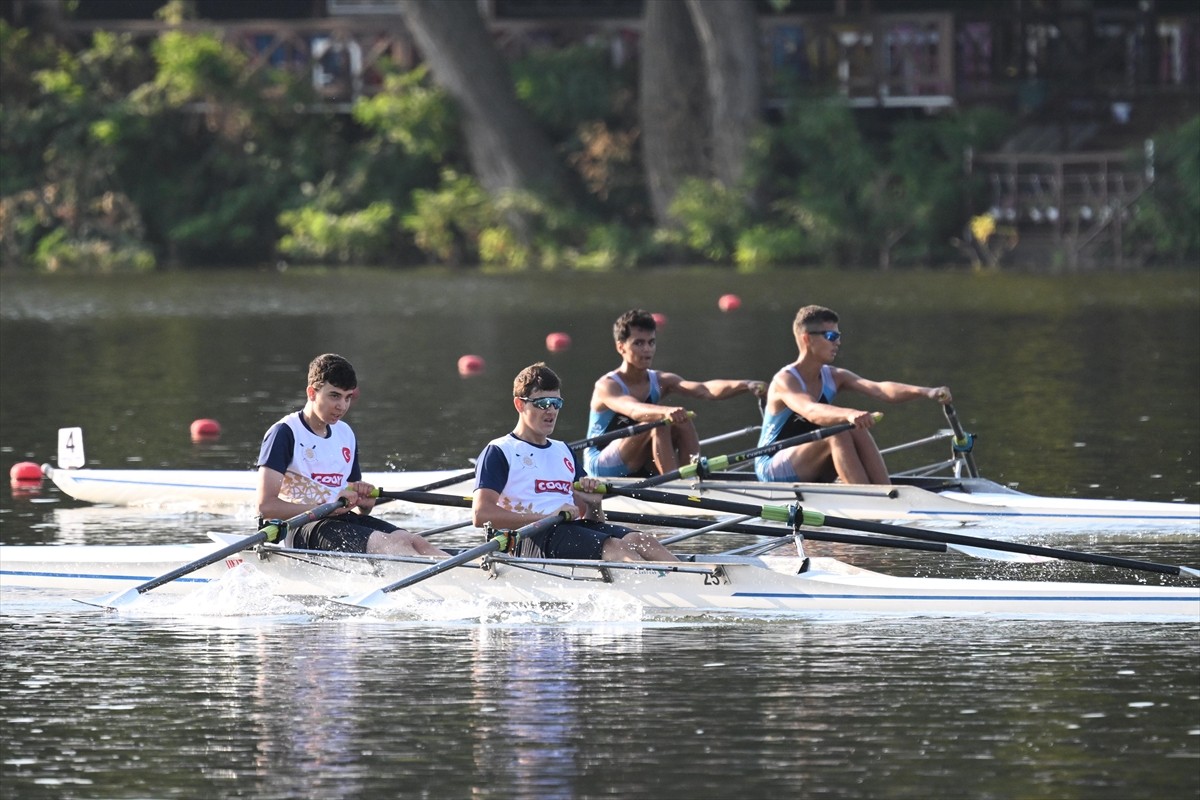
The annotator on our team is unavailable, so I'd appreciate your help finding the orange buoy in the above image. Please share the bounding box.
[545,332,572,352]
[457,354,486,377]
[718,294,742,312]
[652,312,668,329]
[190,418,222,441]
[9,461,43,488]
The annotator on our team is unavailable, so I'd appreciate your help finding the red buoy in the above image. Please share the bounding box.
[457,354,486,377]
[718,294,742,312]
[190,418,222,441]
[545,332,572,352]
[9,461,43,487]
[652,312,668,329]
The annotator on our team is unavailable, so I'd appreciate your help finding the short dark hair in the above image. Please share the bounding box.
[613,308,656,343]
[793,305,839,336]
[307,353,357,390]
[513,362,560,398]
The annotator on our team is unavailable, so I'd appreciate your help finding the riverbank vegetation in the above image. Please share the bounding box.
[2,13,1196,274]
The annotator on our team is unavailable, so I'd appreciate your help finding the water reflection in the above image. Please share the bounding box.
[2,270,1198,800]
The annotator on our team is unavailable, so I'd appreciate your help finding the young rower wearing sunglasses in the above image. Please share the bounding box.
[472,362,677,562]
[755,305,952,485]
[585,308,766,478]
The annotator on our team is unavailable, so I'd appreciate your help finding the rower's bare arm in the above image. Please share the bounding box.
[598,379,686,423]
[846,374,952,404]
[472,488,574,530]
[673,375,766,401]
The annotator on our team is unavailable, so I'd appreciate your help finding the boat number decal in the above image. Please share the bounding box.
[57,427,86,469]
[703,572,727,586]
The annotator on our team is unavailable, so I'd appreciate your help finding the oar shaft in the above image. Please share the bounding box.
[630,417,873,489]
[376,511,569,595]
[133,497,347,595]
[377,489,472,508]
[567,413,692,452]
[601,484,1193,578]
[942,403,979,477]
[133,531,268,594]
[605,510,944,553]
[818,513,1184,576]
[406,469,476,493]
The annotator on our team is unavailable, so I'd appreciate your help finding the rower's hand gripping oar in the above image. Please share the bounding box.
[623,414,882,489]
[567,412,694,452]
[941,401,979,478]
[76,496,351,610]
[593,484,1200,580]
[332,511,570,610]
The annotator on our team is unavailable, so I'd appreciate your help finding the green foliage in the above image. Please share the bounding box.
[353,67,459,161]
[151,30,248,105]
[33,227,156,273]
[278,201,398,264]
[734,225,810,271]
[663,179,749,262]
[510,45,627,135]
[664,99,1014,269]
[404,171,498,265]
[1127,115,1200,265]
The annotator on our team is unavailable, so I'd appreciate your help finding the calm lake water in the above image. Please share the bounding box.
[2,268,1198,799]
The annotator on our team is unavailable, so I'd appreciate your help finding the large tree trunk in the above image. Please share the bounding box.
[398,0,571,211]
[639,0,710,226]
[685,0,761,189]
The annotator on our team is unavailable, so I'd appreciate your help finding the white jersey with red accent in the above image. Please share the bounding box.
[258,411,358,506]
[474,433,579,516]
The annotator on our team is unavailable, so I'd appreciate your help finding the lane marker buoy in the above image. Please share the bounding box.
[190,419,222,441]
[458,354,485,377]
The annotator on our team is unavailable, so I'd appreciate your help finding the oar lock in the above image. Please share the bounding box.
[485,524,519,554]
[756,503,826,530]
[262,519,288,543]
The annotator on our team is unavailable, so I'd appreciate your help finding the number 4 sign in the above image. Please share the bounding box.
[57,427,86,469]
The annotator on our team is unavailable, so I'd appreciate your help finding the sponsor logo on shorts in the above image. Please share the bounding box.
[535,479,572,494]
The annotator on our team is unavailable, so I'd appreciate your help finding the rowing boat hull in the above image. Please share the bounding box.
[42,466,1200,529]
[0,542,241,593]
[4,541,1197,622]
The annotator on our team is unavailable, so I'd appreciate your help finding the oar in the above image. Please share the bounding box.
[418,519,474,537]
[333,511,570,610]
[696,424,761,448]
[619,414,881,489]
[942,402,980,477]
[604,509,1045,561]
[567,412,694,452]
[594,484,1200,579]
[77,496,350,610]
[375,488,472,508]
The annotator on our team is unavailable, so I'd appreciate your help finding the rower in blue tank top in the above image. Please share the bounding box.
[584,308,766,478]
[755,305,952,484]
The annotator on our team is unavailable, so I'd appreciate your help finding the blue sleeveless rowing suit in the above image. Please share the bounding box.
[754,365,837,481]
[583,370,661,478]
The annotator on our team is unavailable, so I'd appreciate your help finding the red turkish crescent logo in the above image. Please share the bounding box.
[342,447,351,463]
[564,458,575,473]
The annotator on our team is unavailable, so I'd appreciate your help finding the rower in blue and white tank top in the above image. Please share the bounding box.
[583,370,662,477]
[257,411,361,506]
[754,365,837,480]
